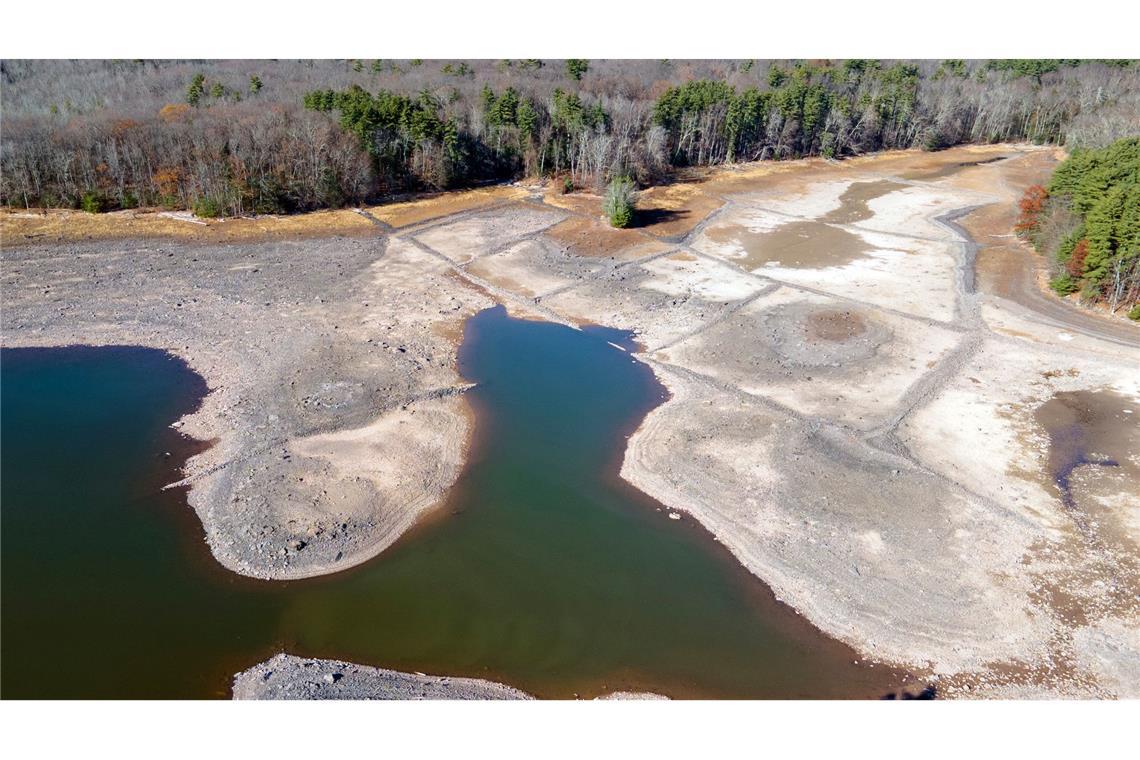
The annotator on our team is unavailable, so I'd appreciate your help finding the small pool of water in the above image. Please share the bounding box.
[1035,389,1135,511]
[1,308,903,699]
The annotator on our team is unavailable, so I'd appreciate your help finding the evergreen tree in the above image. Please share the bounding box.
[566,59,589,81]
[604,176,636,228]
[186,74,205,106]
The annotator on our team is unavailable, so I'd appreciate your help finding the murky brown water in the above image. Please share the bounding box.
[820,180,907,225]
[707,220,871,271]
[1034,389,1138,511]
[706,180,910,271]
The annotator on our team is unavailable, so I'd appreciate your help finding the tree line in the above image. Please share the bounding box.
[1017,137,1140,317]
[2,59,1137,217]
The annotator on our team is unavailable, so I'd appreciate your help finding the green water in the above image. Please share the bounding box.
[1,307,899,699]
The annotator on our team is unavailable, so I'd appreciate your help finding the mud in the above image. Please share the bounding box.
[1035,389,1135,511]
[902,154,1012,181]
[761,301,889,367]
[820,180,907,224]
[705,219,871,271]
[807,309,869,342]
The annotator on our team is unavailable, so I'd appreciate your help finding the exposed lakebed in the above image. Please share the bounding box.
[704,180,906,271]
[1,307,904,698]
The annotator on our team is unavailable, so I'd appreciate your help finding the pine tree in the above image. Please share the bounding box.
[517,99,537,140]
[566,59,589,81]
[604,176,636,228]
[186,74,205,107]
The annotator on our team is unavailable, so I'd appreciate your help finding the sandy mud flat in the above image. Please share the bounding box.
[3,144,1136,698]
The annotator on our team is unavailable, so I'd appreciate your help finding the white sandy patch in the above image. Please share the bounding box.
[856,183,995,240]
[1071,618,1140,699]
[542,252,769,349]
[737,179,852,218]
[690,207,788,264]
[414,206,564,264]
[981,300,1134,361]
[622,369,1047,673]
[753,231,961,322]
[466,238,587,298]
[289,395,469,555]
[662,287,963,428]
[640,252,765,302]
[899,339,1140,529]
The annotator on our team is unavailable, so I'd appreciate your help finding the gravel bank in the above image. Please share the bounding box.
[233,654,533,700]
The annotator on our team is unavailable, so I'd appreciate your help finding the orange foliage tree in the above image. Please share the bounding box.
[1066,238,1090,277]
[1015,184,1048,235]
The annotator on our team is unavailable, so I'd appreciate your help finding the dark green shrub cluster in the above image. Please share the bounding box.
[192,197,223,218]
[604,176,636,228]
[1022,137,1140,312]
[80,191,107,213]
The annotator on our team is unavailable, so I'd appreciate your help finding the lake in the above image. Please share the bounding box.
[1,307,901,698]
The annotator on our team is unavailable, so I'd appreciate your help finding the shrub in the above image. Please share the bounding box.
[1049,274,1079,295]
[924,130,950,151]
[562,177,574,194]
[820,132,837,159]
[80,191,107,213]
[192,197,224,218]
[1128,304,1140,320]
[1014,185,1048,236]
[603,176,636,228]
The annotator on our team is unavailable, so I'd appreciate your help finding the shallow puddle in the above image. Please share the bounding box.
[1034,389,1138,510]
[820,180,906,225]
[704,179,908,270]
[1,311,906,699]
[706,219,871,270]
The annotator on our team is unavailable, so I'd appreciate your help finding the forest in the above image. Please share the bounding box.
[1017,137,1140,316]
[2,59,1138,217]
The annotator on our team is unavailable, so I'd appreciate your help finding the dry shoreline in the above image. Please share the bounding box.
[3,145,1137,698]
[233,654,534,700]
[232,654,671,700]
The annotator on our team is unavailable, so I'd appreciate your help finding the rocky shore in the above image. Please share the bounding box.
[233,654,532,700]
